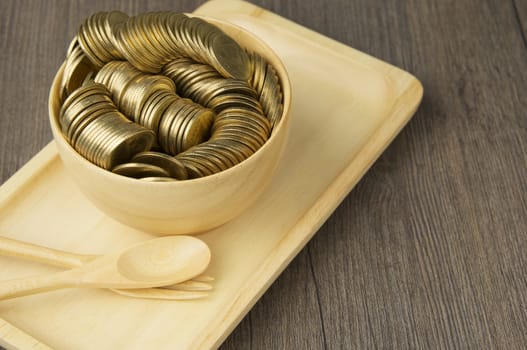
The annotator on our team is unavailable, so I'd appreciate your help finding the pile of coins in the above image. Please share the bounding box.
[94,61,215,155]
[58,11,284,180]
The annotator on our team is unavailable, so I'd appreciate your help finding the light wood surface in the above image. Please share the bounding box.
[0,0,421,348]
[1,0,526,349]
[0,319,52,350]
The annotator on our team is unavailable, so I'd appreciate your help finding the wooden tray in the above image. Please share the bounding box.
[0,0,423,349]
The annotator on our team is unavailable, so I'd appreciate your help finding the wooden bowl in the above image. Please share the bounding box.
[48,17,291,235]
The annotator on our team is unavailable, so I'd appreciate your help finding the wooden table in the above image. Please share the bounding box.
[1,0,526,348]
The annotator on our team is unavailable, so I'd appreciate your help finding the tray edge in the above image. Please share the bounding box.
[0,318,53,350]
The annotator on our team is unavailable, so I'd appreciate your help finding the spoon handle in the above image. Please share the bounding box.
[0,270,76,300]
[0,236,95,268]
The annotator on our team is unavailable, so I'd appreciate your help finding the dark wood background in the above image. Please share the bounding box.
[1,0,526,349]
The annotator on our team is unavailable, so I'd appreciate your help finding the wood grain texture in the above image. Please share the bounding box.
[514,0,527,41]
[1,0,526,349]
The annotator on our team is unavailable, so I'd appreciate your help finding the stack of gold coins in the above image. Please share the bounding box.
[163,57,221,102]
[95,60,215,155]
[111,12,186,73]
[247,51,284,129]
[163,58,264,115]
[112,151,188,180]
[111,12,251,80]
[94,61,176,122]
[77,11,128,68]
[157,97,215,155]
[58,11,284,180]
[59,82,155,170]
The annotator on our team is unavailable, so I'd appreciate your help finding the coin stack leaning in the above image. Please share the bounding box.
[57,11,284,180]
[59,82,155,170]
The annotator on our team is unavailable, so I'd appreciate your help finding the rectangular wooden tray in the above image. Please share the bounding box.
[0,0,423,349]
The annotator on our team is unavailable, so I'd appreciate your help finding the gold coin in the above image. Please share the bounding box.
[88,13,110,61]
[112,162,170,178]
[261,63,283,129]
[177,158,208,179]
[66,35,80,57]
[181,17,204,62]
[186,147,230,171]
[94,60,144,107]
[75,112,115,166]
[139,90,177,133]
[212,118,268,146]
[66,99,116,143]
[90,113,128,167]
[143,13,178,62]
[113,20,155,72]
[247,50,267,95]
[200,78,257,104]
[85,112,128,168]
[210,127,262,153]
[206,27,251,80]
[77,20,104,67]
[213,107,271,140]
[133,14,168,69]
[140,176,177,182]
[60,82,108,116]
[163,57,197,79]
[137,75,176,113]
[75,111,154,169]
[70,106,117,148]
[158,99,193,154]
[180,70,222,103]
[180,107,214,153]
[102,120,155,169]
[221,106,271,132]
[146,13,181,59]
[162,13,189,53]
[177,151,221,174]
[213,124,265,150]
[206,139,250,164]
[207,92,263,114]
[171,104,197,155]
[102,11,129,59]
[211,138,255,160]
[170,16,196,61]
[60,43,95,102]
[60,83,110,133]
[78,12,126,67]
[120,74,176,122]
[190,142,236,169]
[132,151,188,180]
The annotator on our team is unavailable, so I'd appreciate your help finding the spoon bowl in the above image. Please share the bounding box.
[116,236,210,284]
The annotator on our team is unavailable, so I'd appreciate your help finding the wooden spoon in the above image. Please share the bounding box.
[0,236,210,300]
[0,236,213,296]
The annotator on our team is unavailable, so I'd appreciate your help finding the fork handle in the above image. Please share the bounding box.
[0,236,95,268]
